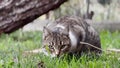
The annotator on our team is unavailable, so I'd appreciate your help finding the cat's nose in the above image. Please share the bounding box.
[56,53,60,57]
[56,52,59,55]
[55,51,60,57]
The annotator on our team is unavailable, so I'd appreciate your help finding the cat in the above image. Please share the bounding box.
[42,16,102,57]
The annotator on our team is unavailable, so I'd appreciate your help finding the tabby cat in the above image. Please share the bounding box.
[42,16,101,57]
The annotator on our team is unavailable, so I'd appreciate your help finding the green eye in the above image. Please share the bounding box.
[49,45,53,49]
[61,45,65,49]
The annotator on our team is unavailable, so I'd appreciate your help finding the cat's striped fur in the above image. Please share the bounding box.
[43,16,101,57]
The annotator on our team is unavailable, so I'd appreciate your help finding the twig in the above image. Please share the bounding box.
[80,41,103,51]
[80,41,120,54]
[107,49,120,53]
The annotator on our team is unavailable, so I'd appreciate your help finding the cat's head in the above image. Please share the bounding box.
[43,27,70,57]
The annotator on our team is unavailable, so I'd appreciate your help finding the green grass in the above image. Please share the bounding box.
[0,30,120,68]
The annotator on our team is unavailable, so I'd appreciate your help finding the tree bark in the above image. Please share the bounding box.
[0,0,68,34]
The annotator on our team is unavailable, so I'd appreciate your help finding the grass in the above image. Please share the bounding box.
[0,30,120,68]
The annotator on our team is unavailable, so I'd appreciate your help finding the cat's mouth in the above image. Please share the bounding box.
[51,52,64,58]
[52,48,69,57]
[52,49,61,57]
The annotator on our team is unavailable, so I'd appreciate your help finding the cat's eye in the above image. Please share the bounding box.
[61,45,66,49]
[49,45,54,49]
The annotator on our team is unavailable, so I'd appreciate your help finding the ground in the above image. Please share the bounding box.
[0,30,120,68]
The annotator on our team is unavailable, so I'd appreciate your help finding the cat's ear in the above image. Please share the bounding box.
[43,26,52,35]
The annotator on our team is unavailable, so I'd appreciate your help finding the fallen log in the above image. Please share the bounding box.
[0,0,68,34]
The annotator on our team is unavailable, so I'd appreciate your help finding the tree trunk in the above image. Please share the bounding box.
[0,0,68,34]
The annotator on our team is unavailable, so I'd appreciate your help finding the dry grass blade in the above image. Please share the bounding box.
[107,48,120,53]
